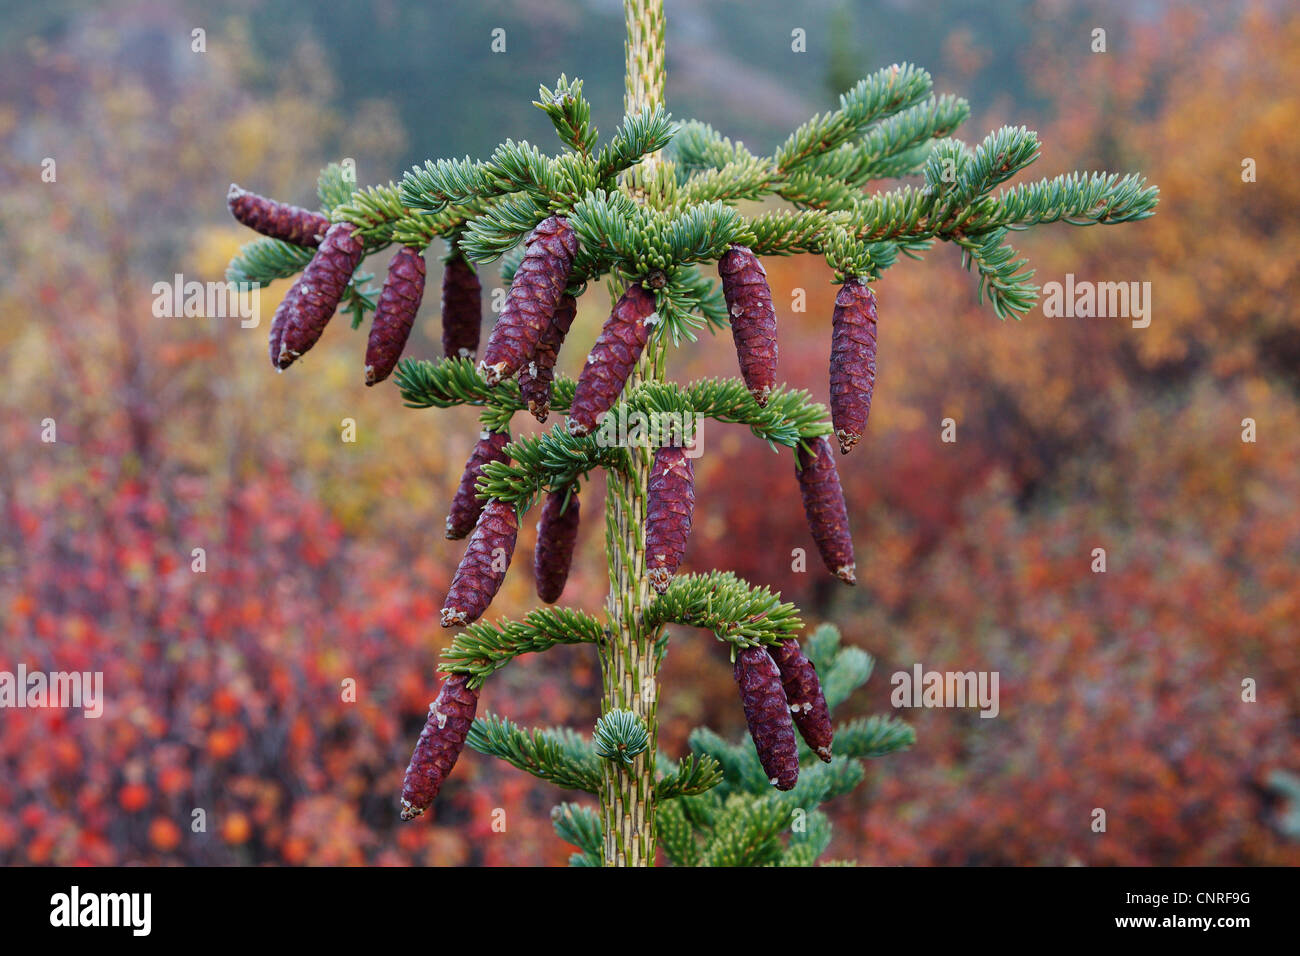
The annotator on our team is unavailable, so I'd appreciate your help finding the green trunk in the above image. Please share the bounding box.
[599,0,667,867]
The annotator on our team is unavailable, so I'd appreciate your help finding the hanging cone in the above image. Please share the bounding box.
[268,284,299,370]
[278,221,365,367]
[567,284,656,436]
[227,183,331,248]
[365,245,426,385]
[479,216,578,384]
[399,673,480,820]
[829,277,878,454]
[770,638,833,761]
[441,253,482,361]
[795,436,856,584]
[441,499,519,627]
[517,293,578,422]
[718,245,778,407]
[446,431,512,540]
[534,484,580,603]
[645,445,695,594]
[733,645,799,790]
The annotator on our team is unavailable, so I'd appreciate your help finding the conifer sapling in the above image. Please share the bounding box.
[221,0,1157,864]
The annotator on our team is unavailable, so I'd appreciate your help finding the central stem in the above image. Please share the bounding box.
[600,0,666,867]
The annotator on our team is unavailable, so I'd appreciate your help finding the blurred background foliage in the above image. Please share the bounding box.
[0,0,1296,865]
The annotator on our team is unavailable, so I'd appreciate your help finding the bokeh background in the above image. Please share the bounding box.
[1,0,1297,865]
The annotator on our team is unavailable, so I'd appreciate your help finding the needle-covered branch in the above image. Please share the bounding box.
[954,228,1038,319]
[567,189,744,274]
[437,606,605,686]
[835,716,917,758]
[535,75,600,157]
[395,356,576,418]
[330,180,483,251]
[552,803,604,866]
[476,429,631,509]
[774,62,934,172]
[467,713,603,793]
[802,93,971,186]
[656,753,724,801]
[628,378,833,448]
[593,105,678,181]
[845,171,1158,246]
[644,571,804,646]
[402,365,830,501]
[225,237,313,286]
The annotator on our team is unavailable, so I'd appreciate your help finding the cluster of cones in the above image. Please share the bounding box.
[228,190,866,813]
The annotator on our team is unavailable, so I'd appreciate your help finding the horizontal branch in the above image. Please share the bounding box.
[225,237,313,286]
[835,715,916,758]
[656,753,724,801]
[477,428,631,509]
[439,606,605,685]
[467,713,602,793]
[644,571,804,646]
[629,378,832,448]
[395,356,578,435]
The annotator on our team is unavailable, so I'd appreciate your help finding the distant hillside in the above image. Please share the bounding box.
[3,0,1173,180]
